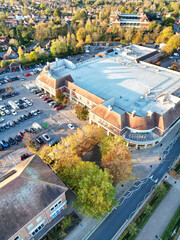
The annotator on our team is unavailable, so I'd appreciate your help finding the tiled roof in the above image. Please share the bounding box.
[90,104,122,129]
[0,155,68,240]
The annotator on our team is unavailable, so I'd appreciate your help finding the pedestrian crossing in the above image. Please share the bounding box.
[58,118,70,125]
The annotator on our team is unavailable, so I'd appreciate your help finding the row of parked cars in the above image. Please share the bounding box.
[14,97,33,109]
[0,76,19,85]
[0,109,42,133]
[32,89,64,110]
[0,123,44,151]
[0,91,19,101]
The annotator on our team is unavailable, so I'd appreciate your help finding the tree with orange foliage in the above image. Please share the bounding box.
[101,135,132,185]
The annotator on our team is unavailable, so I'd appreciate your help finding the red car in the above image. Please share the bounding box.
[20,153,29,161]
[18,131,24,138]
[24,73,31,77]
[43,96,49,101]
[100,46,104,49]
[25,67,29,70]
[55,105,63,111]
[12,69,16,72]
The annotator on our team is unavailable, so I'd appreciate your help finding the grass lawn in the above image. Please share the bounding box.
[119,181,172,240]
[161,205,180,240]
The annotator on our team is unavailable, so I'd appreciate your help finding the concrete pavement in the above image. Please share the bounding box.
[136,176,180,240]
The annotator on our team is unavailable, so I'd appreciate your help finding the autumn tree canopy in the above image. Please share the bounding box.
[100,135,132,185]
[69,161,117,219]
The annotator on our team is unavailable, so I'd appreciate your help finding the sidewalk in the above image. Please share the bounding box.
[136,176,180,240]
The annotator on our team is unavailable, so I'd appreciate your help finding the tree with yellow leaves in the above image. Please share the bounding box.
[101,135,132,185]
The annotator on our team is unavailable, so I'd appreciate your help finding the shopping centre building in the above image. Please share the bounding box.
[36,45,180,148]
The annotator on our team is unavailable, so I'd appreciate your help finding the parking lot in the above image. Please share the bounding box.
[0,148,32,175]
[0,69,86,153]
[160,55,180,69]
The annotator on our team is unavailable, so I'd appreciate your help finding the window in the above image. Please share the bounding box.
[14,237,20,240]
[36,216,42,223]
[31,223,44,237]
[28,223,33,230]
[50,199,62,212]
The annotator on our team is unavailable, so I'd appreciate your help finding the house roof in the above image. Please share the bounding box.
[0,154,68,240]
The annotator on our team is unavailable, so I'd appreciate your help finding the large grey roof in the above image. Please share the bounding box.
[0,155,68,240]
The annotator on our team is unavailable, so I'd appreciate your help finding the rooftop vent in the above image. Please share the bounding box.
[131,110,136,118]
[108,105,112,112]
[147,110,153,118]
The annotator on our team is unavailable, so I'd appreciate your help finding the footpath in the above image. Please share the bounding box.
[136,176,180,240]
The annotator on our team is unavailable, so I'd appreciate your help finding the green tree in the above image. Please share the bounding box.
[40,2,46,10]
[45,8,52,16]
[29,51,39,62]
[38,145,53,164]
[75,104,89,120]
[155,183,166,196]
[76,27,86,42]
[54,8,61,18]
[85,35,92,44]
[144,203,152,215]
[162,17,175,27]
[55,89,65,103]
[128,222,139,236]
[167,34,180,49]
[71,162,117,220]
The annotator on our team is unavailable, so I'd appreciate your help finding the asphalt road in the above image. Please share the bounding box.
[88,136,180,240]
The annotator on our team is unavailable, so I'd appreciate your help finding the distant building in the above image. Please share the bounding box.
[110,11,150,28]
[36,45,180,149]
[0,154,68,240]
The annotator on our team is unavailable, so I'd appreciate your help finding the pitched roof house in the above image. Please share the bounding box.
[0,154,68,240]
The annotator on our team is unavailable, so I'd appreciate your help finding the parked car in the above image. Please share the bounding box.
[3,124,10,129]
[23,114,29,120]
[18,131,24,138]
[8,137,16,145]
[15,135,22,141]
[19,116,25,122]
[20,153,30,161]
[0,140,9,148]
[0,126,5,132]
[68,124,75,130]
[55,106,63,111]
[42,133,51,141]
[27,112,33,118]
[49,139,59,147]
[29,127,36,133]
[5,109,10,115]
[0,111,5,116]
[13,119,20,125]
[31,110,37,116]
[7,121,15,127]
[11,110,17,115]
[35,137,44,144]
